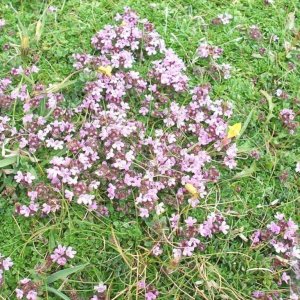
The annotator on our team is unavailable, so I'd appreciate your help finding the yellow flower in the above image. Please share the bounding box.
[121,21,127,26]
[185,183,199,199]
[97,65,112,77]
[227,123,242,139]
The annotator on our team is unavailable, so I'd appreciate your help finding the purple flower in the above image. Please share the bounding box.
[50,245,76,266]
[77,193,95,205]
[16,279,37,300]
[185,216,197,227]
[267,222,281,234]
[281,272,290,284]
[94,282,107,293]
[252,291,265,299]
[139,208,149,218]
[48,6,58,13]
[0,253,13,286]
[145,291,159,300]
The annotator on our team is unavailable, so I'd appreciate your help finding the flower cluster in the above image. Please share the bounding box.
[0,9,237,264]
[138,281,159,300]
[0,8,238,225]
[251,213,299,299]
[274,89,299,134]
[91,283,107,300]
[275,89,289,99]
[279,109,298,134]
[149,49,188,91]
[249,25,262,40]
[197,42,223,59]
[50,245,76,266]
[10,65,39,76]
[251,213,298,258]
[196,42,232,80]
[16,279,38,300]
[211,13,233,25]
[0,253,13,287]
[170,213,229,259]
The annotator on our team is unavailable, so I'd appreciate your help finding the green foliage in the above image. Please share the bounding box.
[0,0,299,299]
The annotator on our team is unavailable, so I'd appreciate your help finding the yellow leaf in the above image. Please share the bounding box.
[20,35,30,56]
[227,123,242,139]
[97,65,112,77]
[35,20,43,42]
[185,183,199,198]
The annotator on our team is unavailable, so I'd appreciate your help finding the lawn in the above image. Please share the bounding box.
[0,0,299,299]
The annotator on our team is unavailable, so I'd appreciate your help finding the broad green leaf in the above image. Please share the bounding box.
[46,287,71,300]
[251,53,263,59]
[236,109,253,141]
[233,162,257,179]
[260,90,275,123]
[0,156,17,168]
[46,263,88,284]
[286,12,295,31]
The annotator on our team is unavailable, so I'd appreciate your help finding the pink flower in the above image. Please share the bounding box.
[94,282,107,293]
[42,204,51,214]
[182,246,194,256]
[14,171,24,183]
[281,272,290,284]
[66,247,76,259]
[137,280,146,289]
[27,290,38,300]
[27,191,38,201]
[139,208,149,218]
[224,157,237,169]
[267,222,281,234]
[107,183,116,199]
[197,42,223,59]
[152,244,163,256]
[188,197,199,208]
[145,291,159,300]
[216,13,233,25]
[16,278,37,300]
[290,293,299,300]
[173,248,182,260]
[185,216,197,227]
[275,212,285,220]
[0,253,13,281]
[272,241,287,253]
[65,190,74,201]
[2,257,13,271]
[24,172,35,184]
[219,221,229,234]
[16,289,24,299]
[77,193,95,205]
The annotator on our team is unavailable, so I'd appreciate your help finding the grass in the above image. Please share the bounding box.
[0,0,299,299]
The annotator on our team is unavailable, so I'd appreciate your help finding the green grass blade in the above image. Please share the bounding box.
[46,287,71,300]
[46,263,88,284]
[0,156,17,168]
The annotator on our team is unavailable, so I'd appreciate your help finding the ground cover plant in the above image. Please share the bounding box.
[0,0,299,299]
